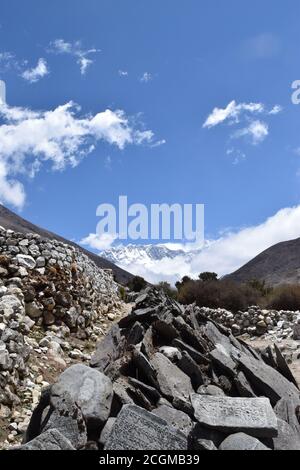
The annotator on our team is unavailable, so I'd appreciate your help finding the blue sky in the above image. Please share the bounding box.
[1,0,300,280]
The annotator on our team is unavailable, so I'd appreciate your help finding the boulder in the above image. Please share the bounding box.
[219,433,270,451]
[51,364,113,429]
[191,395,278,438]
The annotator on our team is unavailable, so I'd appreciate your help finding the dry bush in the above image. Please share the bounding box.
[178,278,260,312]
[267,284,300,311]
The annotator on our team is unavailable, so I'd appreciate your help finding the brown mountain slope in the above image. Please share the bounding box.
[228,237,300,286]
[0,204,133,285]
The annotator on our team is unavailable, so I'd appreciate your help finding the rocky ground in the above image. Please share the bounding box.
[11,287,300,451]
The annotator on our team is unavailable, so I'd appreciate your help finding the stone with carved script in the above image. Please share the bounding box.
[191,395,278,438]
[104,404,187,450]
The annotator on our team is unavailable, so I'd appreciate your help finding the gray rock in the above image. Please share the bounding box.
[90,324,123,372]
[128,377,161,402]
[159,346,182,362]
[195,439,217,451]
[43,392,87,449]
[15,254,36,269]
[197,385,225,397]
[210,345,236,377]
[172,339,210,365]
[152,405,194,436]
[25,301,43,319]
[127,322,145,345]
[99,417,116,446]
[15,429,75,450]
[177,351,204,388]
[232,349,300,405]
[273,418,300,451]
[151,352,193,404]
[274,344,299,389]
[191,395,278,438]
[104,405,187,450]
[51,364,113,429]
[234,371,256,398]
[219,433,270,451]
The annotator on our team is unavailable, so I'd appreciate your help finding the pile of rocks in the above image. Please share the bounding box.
[199,305,300,339]
[18,288,300,451]
[0,226,126,446]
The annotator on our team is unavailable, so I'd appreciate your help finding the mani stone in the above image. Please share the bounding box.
[219,433,270,451]
[104,405,187,450]
[191,395,278,438]
[151,352,193,403]
[51,364,113,429]
[15,429,75,450]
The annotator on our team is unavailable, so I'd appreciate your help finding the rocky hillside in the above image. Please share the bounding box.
[8,288,300,451]
[228,237,300,286]
[0,204,133,285]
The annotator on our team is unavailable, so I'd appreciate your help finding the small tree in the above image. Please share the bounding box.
[156,281,178,300]
[175,276,192,292]
[127,275,147,293]
[199,272,218,282]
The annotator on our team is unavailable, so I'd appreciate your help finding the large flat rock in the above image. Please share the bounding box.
[232,349,300,405]
[151,352,193,404]
[191,395,278,438]
[104,405,187,450]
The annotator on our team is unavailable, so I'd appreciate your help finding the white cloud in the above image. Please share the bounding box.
[80,232,117,251]
[203,101,264,129]
[233,120,269,145]
[22,58,49,83]
[203,100,282,159]
[269,105,282,115]
[90,205,300,285]
[50,39,100,75]
[140,72,152,83]
[118,70,128,77]
[0,100,160,208]
[0,51,27,73]
[0,161,25,209]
